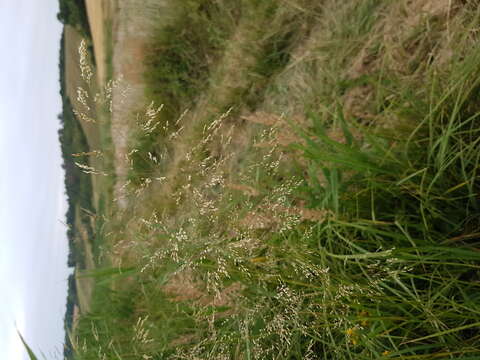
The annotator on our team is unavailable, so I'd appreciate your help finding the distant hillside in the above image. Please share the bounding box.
[57,0,90,37]
[56,1,94,357]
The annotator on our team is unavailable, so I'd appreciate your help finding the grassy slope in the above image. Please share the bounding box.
[73,1,480,359]
[64,24,114,208]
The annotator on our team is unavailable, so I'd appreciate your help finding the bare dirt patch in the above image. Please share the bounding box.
[85,0,107,87]
[110,0,171,210]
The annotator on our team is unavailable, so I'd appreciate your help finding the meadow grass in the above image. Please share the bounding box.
[65,1,480,359]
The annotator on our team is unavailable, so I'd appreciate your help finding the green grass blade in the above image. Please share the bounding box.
[17,331,39,360]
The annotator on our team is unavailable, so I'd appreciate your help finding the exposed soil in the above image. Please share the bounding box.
[110,1,160,210]
[85,0,107,87]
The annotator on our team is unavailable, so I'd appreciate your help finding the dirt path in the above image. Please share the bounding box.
[110,0,171,210]
[85,0,107,87]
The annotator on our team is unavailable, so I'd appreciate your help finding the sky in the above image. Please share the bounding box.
[0,1,70,359]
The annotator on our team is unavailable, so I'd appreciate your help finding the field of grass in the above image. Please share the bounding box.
[66,27,113,186]
[65,1,480,359]
[59,18,116,357]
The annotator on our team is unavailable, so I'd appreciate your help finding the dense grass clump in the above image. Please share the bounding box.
[130,0,238,184]
[144,0,239,114]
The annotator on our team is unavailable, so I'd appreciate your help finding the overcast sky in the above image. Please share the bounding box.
[0,1,70,359]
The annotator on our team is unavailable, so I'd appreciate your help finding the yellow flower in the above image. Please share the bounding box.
[346,328,356,336]
[359,310,369,326]
[382,350,390,356]
[345,327,359,345]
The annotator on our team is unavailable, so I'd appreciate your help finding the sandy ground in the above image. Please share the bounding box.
[85,0,107,87]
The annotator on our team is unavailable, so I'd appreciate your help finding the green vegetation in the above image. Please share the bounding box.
[144,1,238,113]
[58,30,94,269]
[18,331,39,360]
[58,29,92,360]
[63,273,78,359]
[57,27,101,359]
[57,0,90,37]
[129,1,238,184]
[65,0,480,359]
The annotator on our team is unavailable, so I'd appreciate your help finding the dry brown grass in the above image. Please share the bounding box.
[109,0,468,309]
[155,11,267,189]
[163,270,244,310]
[106,0,475,314]
[109,0,478,210]
[110,0,177,211]
[163,270,205,303]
